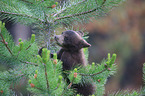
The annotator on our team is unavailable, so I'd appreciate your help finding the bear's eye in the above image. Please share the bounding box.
[64,37,68,41]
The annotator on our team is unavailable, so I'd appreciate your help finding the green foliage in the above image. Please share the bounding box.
[142,63,145,95]
[0,22,38,95]
[0,0,125,25]
[28,58,64,95]
[0,80,12,96]
[109,90,141,96]
[0,0,125,46]
[0,0,126,95]
[0,23,118,95]
[66,53,117,96]
[73,53,117,96]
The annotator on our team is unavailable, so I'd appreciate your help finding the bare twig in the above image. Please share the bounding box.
[53,0,86,17]
[0,30,13,56]
[78,68,107,76]
[54,8,97,21]
[0,11,45,23]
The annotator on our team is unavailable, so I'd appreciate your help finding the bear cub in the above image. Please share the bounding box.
[55,30,91,70]
[55,30,95,96]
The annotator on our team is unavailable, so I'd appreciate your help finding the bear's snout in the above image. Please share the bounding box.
[54,35,64,46]
[54,35,59,41]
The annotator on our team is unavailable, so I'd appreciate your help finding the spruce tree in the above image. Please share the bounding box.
[0,0,125,96]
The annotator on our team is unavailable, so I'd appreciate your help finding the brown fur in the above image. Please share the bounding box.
[55,30,95,96]
[55,30,90,70]
[57,48,86,70]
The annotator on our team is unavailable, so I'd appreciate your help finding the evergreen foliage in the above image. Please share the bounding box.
[0,21,38,95]
[142,64,145,96]
[109,63,145,96]
[0,0,125,47]
[109,90,141,96]
[0,0,127,96]
[0,22,117,95]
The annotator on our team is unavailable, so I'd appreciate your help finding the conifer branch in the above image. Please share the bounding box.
[21,0,33,4]
[54,8,97,21]
[43,63,49,89]
[26,44,32,50]
[53,0,86,17]
[78,68,107,76]
[34,86,44,91]
[113,89,121,96]
[36,78,44,90]
[0,30,13,56]
[95,0,98,5]
[43,11,49,24]
[61,83,72,96]
[0,78,11,81]
[102,0,107,5]
[0,53,7,57]
[0,11,45,23]
[19,60,38,66]
[54,0,107,21]
[0,73,25,82]
[0,53,38,66]
[16,51,20,58]
[61,78,75,96]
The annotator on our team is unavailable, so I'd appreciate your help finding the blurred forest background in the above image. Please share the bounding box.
[2,0,145,94]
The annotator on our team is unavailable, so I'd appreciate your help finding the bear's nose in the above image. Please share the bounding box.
[54,35,58,41]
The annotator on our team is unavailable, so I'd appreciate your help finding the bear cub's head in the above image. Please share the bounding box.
[55,30,91,51]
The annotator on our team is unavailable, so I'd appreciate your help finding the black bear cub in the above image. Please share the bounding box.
[55,30,95,96]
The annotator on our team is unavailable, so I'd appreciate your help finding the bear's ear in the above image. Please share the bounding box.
[77,31,84,37]
[80,40,91,48]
